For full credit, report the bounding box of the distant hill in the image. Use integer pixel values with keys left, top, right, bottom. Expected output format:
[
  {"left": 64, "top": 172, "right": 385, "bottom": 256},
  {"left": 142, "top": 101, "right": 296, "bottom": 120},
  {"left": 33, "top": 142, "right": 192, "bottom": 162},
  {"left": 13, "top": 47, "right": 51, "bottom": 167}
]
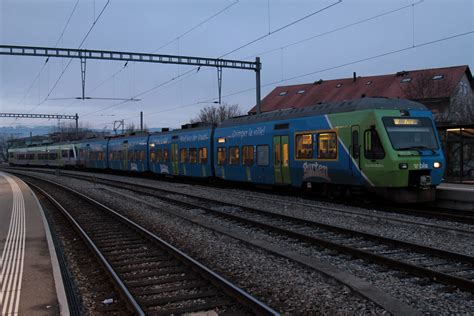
[
  {"left": 0, "top": 126, "right": 171, "bottom": 138},
  {"left": 0, "top": 126, "right": 53, "bottom": 137}
]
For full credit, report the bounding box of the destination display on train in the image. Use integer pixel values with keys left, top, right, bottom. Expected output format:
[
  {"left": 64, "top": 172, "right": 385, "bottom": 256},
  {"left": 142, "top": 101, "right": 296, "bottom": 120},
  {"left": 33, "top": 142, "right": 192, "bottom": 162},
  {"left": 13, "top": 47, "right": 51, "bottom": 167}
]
[{"left": 393, "top": 118, "right": 420, "bottom": 125}]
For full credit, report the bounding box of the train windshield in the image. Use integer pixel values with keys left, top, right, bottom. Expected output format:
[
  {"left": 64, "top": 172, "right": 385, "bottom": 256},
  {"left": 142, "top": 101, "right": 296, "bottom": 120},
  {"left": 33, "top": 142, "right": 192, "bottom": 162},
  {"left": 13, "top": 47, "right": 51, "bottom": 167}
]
[{"left": 382, "top": 117, "right": 438, "bottom": 150}]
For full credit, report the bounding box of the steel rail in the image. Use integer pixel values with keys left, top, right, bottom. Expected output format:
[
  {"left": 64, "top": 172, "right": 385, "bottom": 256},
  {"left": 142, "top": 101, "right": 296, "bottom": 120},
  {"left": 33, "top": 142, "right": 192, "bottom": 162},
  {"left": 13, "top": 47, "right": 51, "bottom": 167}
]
[
  {"left": 26, "top": 181, "right": 145, "bottom": 315},
  {"left": 20, "top": 172, "right": 280, "bottom": 316},
  {"left": 47, "top": 171, "right": 474, "bottom": 293}
]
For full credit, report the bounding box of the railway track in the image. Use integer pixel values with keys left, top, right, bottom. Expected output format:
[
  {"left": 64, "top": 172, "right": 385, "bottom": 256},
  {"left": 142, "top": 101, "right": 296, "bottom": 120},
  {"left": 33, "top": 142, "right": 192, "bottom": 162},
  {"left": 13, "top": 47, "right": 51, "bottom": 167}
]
[
  {"left": 35, "top": 170, "right": 474, "bottom": 294},
  {"left": 24, "top": 174, "right": 279, "bottom": 315},
  {"left": 3, "top": 166, "right": 473, "bottom": 224}
]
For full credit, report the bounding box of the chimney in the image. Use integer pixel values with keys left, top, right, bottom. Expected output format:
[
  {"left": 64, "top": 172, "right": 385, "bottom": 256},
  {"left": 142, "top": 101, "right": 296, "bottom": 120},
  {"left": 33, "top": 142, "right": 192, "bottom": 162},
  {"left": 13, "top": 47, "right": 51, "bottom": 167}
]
[{"left": 353, "top": 72, "right": 356, "bottom": 82}]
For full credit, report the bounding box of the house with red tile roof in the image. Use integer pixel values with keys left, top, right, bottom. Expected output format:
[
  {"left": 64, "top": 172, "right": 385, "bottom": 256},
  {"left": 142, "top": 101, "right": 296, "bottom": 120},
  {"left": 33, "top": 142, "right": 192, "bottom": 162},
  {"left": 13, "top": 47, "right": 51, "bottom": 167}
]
[{"left": 250, "top": 65, "right": 473, "bottom": 126}]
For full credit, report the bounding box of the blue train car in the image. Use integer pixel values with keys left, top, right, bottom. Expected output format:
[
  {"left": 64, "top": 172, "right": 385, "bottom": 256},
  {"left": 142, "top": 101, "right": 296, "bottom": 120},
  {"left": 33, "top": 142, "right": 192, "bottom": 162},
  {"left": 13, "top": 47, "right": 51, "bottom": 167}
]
[
  {"left": 108, "top": 134, "right": 149, "bottom": 172},
  {"left": 76, "top": 139, "right": 108, "bottom": 169},
  {"left": 213, "top": 115, "right": 282, "bottom": 185},
  {"left": 214, "top": 98, "right": 445, "bottom": 202},
  {"left": 148, "top": 124, "right": 213, "bottom": 178}
]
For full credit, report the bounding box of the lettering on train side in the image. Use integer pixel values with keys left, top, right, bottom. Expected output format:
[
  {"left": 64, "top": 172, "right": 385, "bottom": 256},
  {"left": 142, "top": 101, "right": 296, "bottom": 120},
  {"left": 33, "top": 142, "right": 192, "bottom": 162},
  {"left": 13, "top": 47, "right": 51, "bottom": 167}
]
[
  {"left": 413, "top": 162, "right": 429, "bottom": 169},
  {"left": 160, "top": 164, "right": 170, "bottom": 174},
  {"left": 179, "top": 133, "right": 210, "bottom": 142},
  {"left": 303, "top": 161, "right": 330, "bottom": 180},
  {"left": 227, "top": 126, "right": 266, "bottom": 139}
]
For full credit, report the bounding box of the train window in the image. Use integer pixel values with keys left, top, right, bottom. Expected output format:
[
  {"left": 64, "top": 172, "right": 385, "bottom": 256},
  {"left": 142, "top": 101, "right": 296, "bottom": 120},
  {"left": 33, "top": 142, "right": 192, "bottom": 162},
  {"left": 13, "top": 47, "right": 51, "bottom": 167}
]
[
  {"left": 242, "top": 145, "right": 254, "bottom": 165},
  {"left": 156, "top": 148, "right": 162, "bottom": 162},
  {"left": 318, "top": 132, "right": 337, "bottom": 159},
  {"left": 180, "top": 148, "right": 187, "bottom": 163},
  {"left": 150, "top": 150, "right": 156, "bottom": 162},
  {"left": 296, "top": 133, "right": 313, "bottom": 159},
  {"left": 69, "top": 149, "right": 74, "bottom": 158},
  {"left": 229, "top": 147, "right": 240, "bottom": 165},
  {"left": 217, "top": 147, "right": 226, "bottom": 165},
  {"left": 49, "top": 153, "right": 58, "bottom": 160},
  {"left": 189, "top": 148, "right": 197, "bottom": 164},
  {"left": 257, "top": 145, "right": 269, "bottom": 166},
  {"left": 199, "top": 147, "right": 208, "bottom": 164},
  {"left": 163, "top": 149, "right": 169, "bottom": 162},
  {"left": 364, "top": 129, "right": 385, "bottom": 159},
  {"left": 140, "top": 150, "right": 145, "bottom": 161},
  {"left": 9, "top": 152, "right": 14, "bottom": 158},
  {"left": 61, "top": 150, "right": 68, "bottom": 158}
]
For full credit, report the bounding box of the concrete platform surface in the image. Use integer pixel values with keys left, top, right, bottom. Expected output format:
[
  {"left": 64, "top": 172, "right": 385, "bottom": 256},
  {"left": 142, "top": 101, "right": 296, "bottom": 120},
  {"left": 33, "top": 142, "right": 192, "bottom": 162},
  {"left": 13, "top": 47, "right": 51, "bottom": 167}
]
[
  {"left": 436, "top": 182, "right": 474, "bottom": 210},
  {"left": 0, "top": 171, "right": 68, "bottom": 315}
]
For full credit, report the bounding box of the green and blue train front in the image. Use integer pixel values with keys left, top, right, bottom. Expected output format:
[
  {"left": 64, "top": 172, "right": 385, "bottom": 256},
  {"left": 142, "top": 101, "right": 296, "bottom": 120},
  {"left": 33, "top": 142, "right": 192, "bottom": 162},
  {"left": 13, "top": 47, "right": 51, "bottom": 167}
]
[{"left": 329, "top": 108, "right": 445, "bottom": 202}]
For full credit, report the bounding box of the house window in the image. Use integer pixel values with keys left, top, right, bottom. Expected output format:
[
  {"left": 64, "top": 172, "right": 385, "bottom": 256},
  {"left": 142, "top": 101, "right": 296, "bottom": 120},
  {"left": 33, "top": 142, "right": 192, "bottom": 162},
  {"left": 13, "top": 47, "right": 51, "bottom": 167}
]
[
  {"left": 242, "top": 145, "right": 254, "bottom": 165},
  {"left": 366, "top": 80, "right": 372, "bottom": 85},
  {"left": 297, "top": 89, "right": 305, "bottom": 94},
  {"left": 432, "top": 74, "right": 444, "bottom": 80},
  {"left": 336, "top": 83, "right": 343, "bottom": 88},
  {"left": 199, "top": 147, "right": 208, "bottom": 164},
  {"left": 229, "top": 147, "right": 240, "bottom": 165},
  {"left": 256, "top": 145, "right": 269, "bottom": 166},
  {"left": 217, "top": 147, "right": 226, "bottom": 165},
  {"left": 400, "top": 77, "right": 412, "bottom": 83},
  {"left": 189, "top": 148, "right": 197, "bottom": 164},
  {"left": 295, "top": 133, "right": 313, "bottom": 159},
  {"left": 278, "top": 91, "right": 288, "bottom": 96},
  {"left": 318, "top": 132, "right": 337, "bottom": 159}
]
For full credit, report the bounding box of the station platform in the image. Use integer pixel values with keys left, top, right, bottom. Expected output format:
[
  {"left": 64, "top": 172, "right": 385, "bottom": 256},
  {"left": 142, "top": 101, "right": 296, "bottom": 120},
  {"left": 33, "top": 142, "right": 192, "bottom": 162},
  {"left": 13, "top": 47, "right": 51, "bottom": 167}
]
[
  {"left": 0, "top": 171, "right": 68, "bottom": 315},
  {"left": 435, "top": 182, "right": 474, "bottom": 211}
]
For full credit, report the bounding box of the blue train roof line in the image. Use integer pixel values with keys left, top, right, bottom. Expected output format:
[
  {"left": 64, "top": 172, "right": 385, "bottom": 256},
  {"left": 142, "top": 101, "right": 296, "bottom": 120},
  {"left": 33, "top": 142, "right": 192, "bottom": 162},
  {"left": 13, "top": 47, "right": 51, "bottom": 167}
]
[{"left": 219, "top": 97, "right": 427, "bottom": 127}]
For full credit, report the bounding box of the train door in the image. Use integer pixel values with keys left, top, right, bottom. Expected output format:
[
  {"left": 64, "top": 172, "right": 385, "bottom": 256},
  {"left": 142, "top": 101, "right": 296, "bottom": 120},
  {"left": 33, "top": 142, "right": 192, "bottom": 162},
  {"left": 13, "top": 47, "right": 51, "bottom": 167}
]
[
  {"left": 273, "top": 135, "right": 291, "bottom": 184},
  {"left": 171, "top": 143, "right": 179, "bottom": 175},
  {"left": 122, "top": 141, "right": 129, "bottom": 171},
  {"left": 350, "top": 125, "right": 361, "bottom": 179}
]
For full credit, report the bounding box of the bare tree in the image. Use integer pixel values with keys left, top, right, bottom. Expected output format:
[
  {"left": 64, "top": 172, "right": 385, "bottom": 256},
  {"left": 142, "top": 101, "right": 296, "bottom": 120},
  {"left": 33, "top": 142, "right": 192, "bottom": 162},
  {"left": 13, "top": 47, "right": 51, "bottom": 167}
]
[
  {"left": 190, "top": 103, "right": 243, "bottom": 125},
  {"left": 400, "top": 73, "right": 463, "bottom": 124},
  {"left": 50, "top": 121, "right": 98, "bottom": 141}
]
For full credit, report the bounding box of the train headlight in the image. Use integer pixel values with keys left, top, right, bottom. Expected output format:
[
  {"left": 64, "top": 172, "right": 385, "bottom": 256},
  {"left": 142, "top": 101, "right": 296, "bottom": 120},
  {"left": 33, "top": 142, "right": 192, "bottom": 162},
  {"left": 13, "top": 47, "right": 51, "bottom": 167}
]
[
  {"left": 433, "top": 161, "right": 442, "bottom": 169},
  {"left": 399, "top": 163, "right": 408, "bottom": 169}
]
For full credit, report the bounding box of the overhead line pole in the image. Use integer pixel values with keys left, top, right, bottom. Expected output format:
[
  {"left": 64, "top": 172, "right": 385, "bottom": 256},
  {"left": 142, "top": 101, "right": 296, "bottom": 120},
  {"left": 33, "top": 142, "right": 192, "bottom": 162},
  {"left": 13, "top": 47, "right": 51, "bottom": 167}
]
[{"left": 0, "top": 45, "right": 262, "bottom": 112}]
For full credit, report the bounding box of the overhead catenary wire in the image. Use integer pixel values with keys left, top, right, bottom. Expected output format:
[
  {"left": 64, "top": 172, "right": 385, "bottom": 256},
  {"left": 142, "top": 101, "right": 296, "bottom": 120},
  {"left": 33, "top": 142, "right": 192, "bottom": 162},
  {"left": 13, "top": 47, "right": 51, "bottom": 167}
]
[
  {"left": 94, "top": 0, "right": 426, "bottom": 124},
  {"left": 82, "top": 0, "right": 342, "bottom": 120},
  {"left": 12, "top": 0, "right": 80, "bottom": 123},
  {"left": 210, "top": 30, "right": 474, "bottom": 104},
  {"left": 72, "top": 0, "right": 240, "bottom": 116},
  {"left": 28, "top": 0, "right": 111, "bottom": 115},
  {"left": 112, "top": 29, "right": 473, "bottom": 128},
  {"left": 219, "top": 0, "right": 342, "bottom": 58},
  {"left": 244, "top": 0, "right": 424, "bottom": 58}
]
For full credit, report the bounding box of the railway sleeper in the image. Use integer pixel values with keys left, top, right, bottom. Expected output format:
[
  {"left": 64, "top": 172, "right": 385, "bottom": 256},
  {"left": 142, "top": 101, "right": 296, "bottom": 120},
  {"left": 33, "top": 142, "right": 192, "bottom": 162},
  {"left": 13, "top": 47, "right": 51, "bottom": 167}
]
[
  {"left": 126, "top": 272, "right": 197, "bottom": 287},
  {"left": 149, "top": 299, "right": 235, "bottom": 316},
  {"left": 141, "top": 291, "right": 222, "bottom": 307},
  {"left": 135, "top": 281, "right": 209, "bottom": 296}
]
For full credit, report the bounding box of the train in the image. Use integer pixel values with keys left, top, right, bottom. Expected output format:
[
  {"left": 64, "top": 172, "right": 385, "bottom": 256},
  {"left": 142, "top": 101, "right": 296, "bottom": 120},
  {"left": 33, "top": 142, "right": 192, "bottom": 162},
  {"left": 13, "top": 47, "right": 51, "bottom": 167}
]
[{"left": 8, "top": 97, "right": 445, "bottom": 203}]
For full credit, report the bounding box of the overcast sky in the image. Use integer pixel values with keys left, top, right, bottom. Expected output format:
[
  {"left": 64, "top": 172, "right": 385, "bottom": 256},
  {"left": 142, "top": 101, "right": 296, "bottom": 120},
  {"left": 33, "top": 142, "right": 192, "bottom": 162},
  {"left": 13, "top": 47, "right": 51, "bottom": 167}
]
[{"left": 0, "top": 0, "right": 472, "bottom": 131}]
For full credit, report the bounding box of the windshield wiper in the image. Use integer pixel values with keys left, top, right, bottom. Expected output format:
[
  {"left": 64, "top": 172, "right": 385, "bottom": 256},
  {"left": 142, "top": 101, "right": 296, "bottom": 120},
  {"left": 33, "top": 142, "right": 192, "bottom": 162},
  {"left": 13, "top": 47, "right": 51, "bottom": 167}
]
[{"left": 397, "top": 146, "right": 436, "bottom": 154}]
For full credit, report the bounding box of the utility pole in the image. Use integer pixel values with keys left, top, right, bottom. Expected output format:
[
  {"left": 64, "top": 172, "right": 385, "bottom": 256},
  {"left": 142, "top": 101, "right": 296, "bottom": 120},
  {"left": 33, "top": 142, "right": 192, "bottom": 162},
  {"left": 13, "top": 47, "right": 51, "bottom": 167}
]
[
  {"left": 255, "top": 57, "right": 262, "bottom": 114},
  {"left": 140, "top": 111, "right": 143, "bottom": 132}
]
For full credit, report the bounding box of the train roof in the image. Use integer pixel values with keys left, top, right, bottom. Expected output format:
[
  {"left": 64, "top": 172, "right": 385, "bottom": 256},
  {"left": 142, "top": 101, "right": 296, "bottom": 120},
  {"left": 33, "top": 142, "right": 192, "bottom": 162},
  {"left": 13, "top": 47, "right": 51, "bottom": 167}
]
[
  {"left": 219, "top": 97, "right": 427, "bottom": 127},
  {"left": 149, "top": 124, "right": 213, "bottom": 137}
]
